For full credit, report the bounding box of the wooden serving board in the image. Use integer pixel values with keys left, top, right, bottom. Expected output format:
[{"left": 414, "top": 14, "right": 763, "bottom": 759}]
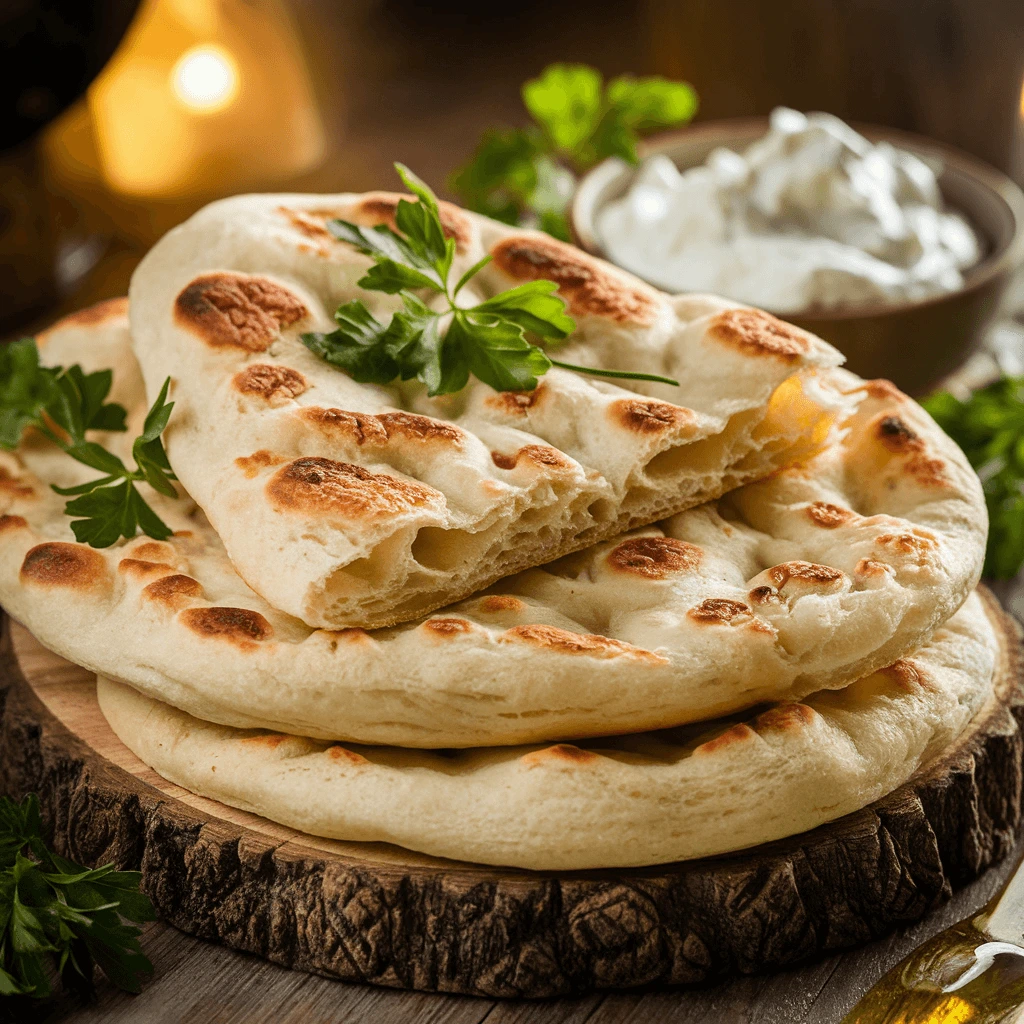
[{"left": 1, "top": 591, "right": 1023, "bottom": 999}]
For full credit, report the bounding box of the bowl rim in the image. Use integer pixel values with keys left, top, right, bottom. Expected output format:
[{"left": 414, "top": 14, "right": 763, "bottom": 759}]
[{"left": 570, "top": 115, "right": 1024, "bottom": 323}]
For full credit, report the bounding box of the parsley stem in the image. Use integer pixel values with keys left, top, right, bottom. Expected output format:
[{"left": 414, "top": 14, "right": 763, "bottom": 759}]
[{"left": 549, "top": 359, "right": 679, "bottom": 387}]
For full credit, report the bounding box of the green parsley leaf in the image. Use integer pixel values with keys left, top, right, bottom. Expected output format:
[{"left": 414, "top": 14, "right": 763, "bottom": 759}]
[
  {"left": 452, "top": 63, "right": 697, "bottom": 236},
  {"left": 0, "top": 794, "right": 155, "bottom": 1000},
  {"left": 0, "top": 337, "right": 179, "bottom": 548},
  {"left": 923, "top": 377, "right": 1024, "bottom": 579},
  {"left": 303, "top": 163, "right": 680, "bottom": 396}
]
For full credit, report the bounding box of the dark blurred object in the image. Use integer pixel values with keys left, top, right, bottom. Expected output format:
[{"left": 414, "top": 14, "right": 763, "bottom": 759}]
[
  {"left": 647, "top": 0, "right": 1024, "bottom": 177},
  {"left": 1, "top": 1, "right": 140, "bottom": 331},
  {"left": 573, "top": 120, "right": 1024, "bottom": 395},
  {"left": 1, "top": 1, "right": 140, "bottom": 152}
]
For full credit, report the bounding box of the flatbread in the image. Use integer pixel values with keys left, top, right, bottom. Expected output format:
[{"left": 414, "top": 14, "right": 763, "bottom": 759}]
[
  {"left": 127, "top": 192, "right": 845, "bottom": 628},
  {"left": 97, "top": 590, "right": 1001, "bottom": 870},
  {"left": 0, "top": 305, "right": 987, "bottom": 746}
]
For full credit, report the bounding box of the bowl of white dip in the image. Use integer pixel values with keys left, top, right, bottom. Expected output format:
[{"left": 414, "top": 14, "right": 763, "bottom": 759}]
[{"left": 572, "top": 110, "right": 1024, "bottom": 394}]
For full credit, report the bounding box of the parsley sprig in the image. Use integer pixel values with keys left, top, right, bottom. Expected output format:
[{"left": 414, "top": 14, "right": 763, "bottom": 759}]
[
  {"left": 451, "top": 63, "right": 698, "bottom": 239},
  {"left": 302, "top": 163, "right": 678, "bottom": 396},
  {"left": 924, "top": 378, "right": 1024, "bottom": 578},
  {"left": 0, "top": 794, "right": 154, "bottom": 1000},
  {"left": 0, "top": 338, "right": 178, "bottom": 547}
]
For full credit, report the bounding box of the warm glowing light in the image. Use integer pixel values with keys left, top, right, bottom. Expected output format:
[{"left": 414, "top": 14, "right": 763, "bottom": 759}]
[{"left": 171, "top": 44, "right": 239, "bottom": 112}]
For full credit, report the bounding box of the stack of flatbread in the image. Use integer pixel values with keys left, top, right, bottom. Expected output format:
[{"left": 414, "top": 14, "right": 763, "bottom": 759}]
[{"left": 0, "top": 193, "right": 996, "bottom": 870}]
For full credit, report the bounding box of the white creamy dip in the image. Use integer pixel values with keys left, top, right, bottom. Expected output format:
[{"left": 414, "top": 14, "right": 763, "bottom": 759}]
[{"left": 597, "top": 107, "right": 983, "bottom": 313}]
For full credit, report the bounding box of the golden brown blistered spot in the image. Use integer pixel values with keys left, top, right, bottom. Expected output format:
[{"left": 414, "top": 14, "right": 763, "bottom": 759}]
[
  {"left": 117, "top": 558, "right": 177, "bottom": 581},
  {"left": 490, "top": 235, "right": 658, "bottom": 324},
  {"left": 875, "top": 531, "right": 939, "bottom": 567},
  {"left": 235, "top": 450, "right": 287, "bottom": 479},
  {"left": 37, "top": 297, "right": 129, "bottom": 342},
  {"left": 854, "top": 378, "right": 904, "bottom": 402},
  {"left": 521, "top": 744, "right": 599, "bottom": 768},
  {"left": 707, "top": 308, "right": 809, "bottom": 362},
  {"left": 490, "top": 445, "right": 572, "bottom": 471},
  {"left": 502, "top": 624, "right": 665, "bottom": 662},
  {"left": 346, "top": 192, "right": 472, "bottom": 252},
  {"left": 233, "top": 364, "right": 308, "bottom": 402},
  {"left": 300, "top": 408, "right": 462, "bottom": 447},
  {"left": 756, "top": 703, "right": 816, "bottom": 732},
  {"left": 879, "top": 659, "right": 930, "bottom": 692},
  {"left": 687, "top": 598, "right": 752, "bottom": 625},
  {"left": 377, "top": 412, "right": 463, "bottom": 445},
  {"left": 20, "top": 542, "right": 109, "bottom": 590},
  {"left": 328, "top": 746, "right": 368, "bottom": 765},
  {"left": 240, "top": 733, "right": 288, "bottom": 749},
  {"left": 805, "top": 502, "right": 855, "bottom": 528},
  {"left": 483, "top": 384, "right": 547, "bottom": 415},
  {"left": 180, "top": 607, "right": 273, "bottom": 647},
  {"left": 128, "top": 541, "right": 176, "bottom": 562},
  {"left": 0, "top": 467, "right": 34, "bottom": 499},
  {"left": 608, "top": 536, "right": 702, "bottom": 579},
  {"left": 478, "top": 595, "right": 525, "bottom": 614},
  {"left": 855, "top": 558, "right": 894, "bottom": 578},
  {"left": 693, "top": 723, "right": 757, "bottom": 757},
  {"left": 174, "top": 273, "right": 307, "bottom": 352},
  {"left": 766, "top": 561, "right": 844, "bottom": 589},
  {"left": 609, "top": 398, "right": 694, "bottom": 435},
  {"left": 267, "top": 457, "right": 441, "bottom": 520},
  {"left": 871, "top": 414, "right": 947, "bottom": 487},
  {"left": 142, "top": 574, "right": 203, "bottom": 608},
  {"left": 423, "top": 617, "right": 474, "bottom": 636},
  {"left": 903, "top": 454, "right": 947, "bottom": 488},
  {"left": 0, "top": 514, "right": 28, "bottom": 533}
]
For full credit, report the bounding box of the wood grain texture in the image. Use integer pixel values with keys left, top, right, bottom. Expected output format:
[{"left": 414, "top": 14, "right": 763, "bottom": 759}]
[{"left": 1, "top": 588, "right": 1023, "bottom": 1000}]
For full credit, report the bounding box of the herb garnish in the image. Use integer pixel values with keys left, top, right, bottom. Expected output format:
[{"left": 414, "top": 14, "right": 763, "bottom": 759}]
[
  {"left": 302, "top": 163, "right": 678, "bottom": 396},
  {"left": 0, "top": 794, "right": 154, "bottom": 999},
  {"left": 0, "top": 338, "right": 177, "bottom": 547},
  {"left": 924, "top": 378, "right": 1024, "bottom": 578},
  {"left": 451, "top": 63, "right": 698, "bottom": 239}
]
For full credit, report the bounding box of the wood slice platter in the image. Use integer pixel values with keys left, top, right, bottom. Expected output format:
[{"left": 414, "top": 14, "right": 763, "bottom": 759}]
[{"left": 1, "top": 589, "right": 1023, "bottom": 998}]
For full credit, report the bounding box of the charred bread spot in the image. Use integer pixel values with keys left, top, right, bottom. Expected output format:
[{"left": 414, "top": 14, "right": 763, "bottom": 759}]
[
  {"left": 608, "top": 536, "right": 702, "bottom": 579},
  {"left": 756, "top": 703, "right": 816, "bottom": 732},
  {"left": 879, "top": 659, "right": 930, "bottom": 692},
  {"left": 180, "top": 606, "right": 273, "bottom": 647},
  {"left": 422, "top": 617, "right": 474, "bottom": 636},
  {"left": 875, "top": 531, "right": 939, "bottom": 567},
  {"left": 477, "top": 595, "right": 525, "bottom": 614},
  {"left": 521, "top": 744, "right": 599, "bottom": 768},
  {"left": 490, "top": 445, "right": 572, "bottom": 471},
  {"left": 749, "top": 585, "right": 782, "bottom": 606},
  {"left": 805, "top": 502, "right": 855, "bottom": 528},
  {"left": 377, "top": 412, "right": 463, "bottom": 445},
  {"left": 707, "top": 308, "right": 809, "bottom": 362},
  {"left": 502, "top": 624, "right": 664, "bottom": 661},
  {"left": 117, "top": 558, "right": 178, "bottom": 581},
  {"left": 37, "top": 297, "right": 129, "bottom": 341},
  {"left": 20, "top": 542, "right": 109, "bottom": 590},
  {"left": 174, "top": 272, "right": 307, "bottom": 352},
  {"left": 267, "top": 457, "right": 442, "bottom": 520},
  {"left": 142, "top": 574, "right": 204, "bottom": 608},
  {"left": 766, "top": 561, "right": 844, "bottom": 589},
  {"left": 490, "top": 235, "right": 658, "bottom": 324},
  {"left": 610, "top": 398, "right": 694, "bottom": 435},
  {"left": 0, "top": 514, "right": 28, "bottom": 533},
  {"left": 483, "top": 385, "right": 547, "bottom": 415},
  {"left": 0, "top": 467, "right": 34, "bottom": 499},
  {"left": 240, "top": 733, "right": 287, "bottom": 749},
  {"left": 855, "top": 558, "right": 894, "bottom": 578},
  {"left": 693, "top": 723, "right": 757, "bottom": 757},
  {"left": 235, "top": 450, "right": 287, "bottom": 479},
  {"left": 233, "top": 364, "right": 308, "bottom": 402},
  {"left": 687, "top": 598, "right": 752, "bottom": 625},
  {"left": 871, "top": 414, "right": 947, "bottom": 487},
  {"left": 876, "top": 415, "right": 922, "bottom": 453},
  {"left": 328, "top": 745, "right": 368, "bottom": 765}
]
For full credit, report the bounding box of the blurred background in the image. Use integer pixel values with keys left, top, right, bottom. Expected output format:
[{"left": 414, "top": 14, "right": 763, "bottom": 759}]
[{"left": 2, "top": 0, "right": 1024, "bottom": 335}]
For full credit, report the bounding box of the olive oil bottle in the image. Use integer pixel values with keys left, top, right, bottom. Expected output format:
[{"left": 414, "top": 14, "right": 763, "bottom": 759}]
[{"left": 843, "top": 856, "right": 1024, "bottom": 1023}]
